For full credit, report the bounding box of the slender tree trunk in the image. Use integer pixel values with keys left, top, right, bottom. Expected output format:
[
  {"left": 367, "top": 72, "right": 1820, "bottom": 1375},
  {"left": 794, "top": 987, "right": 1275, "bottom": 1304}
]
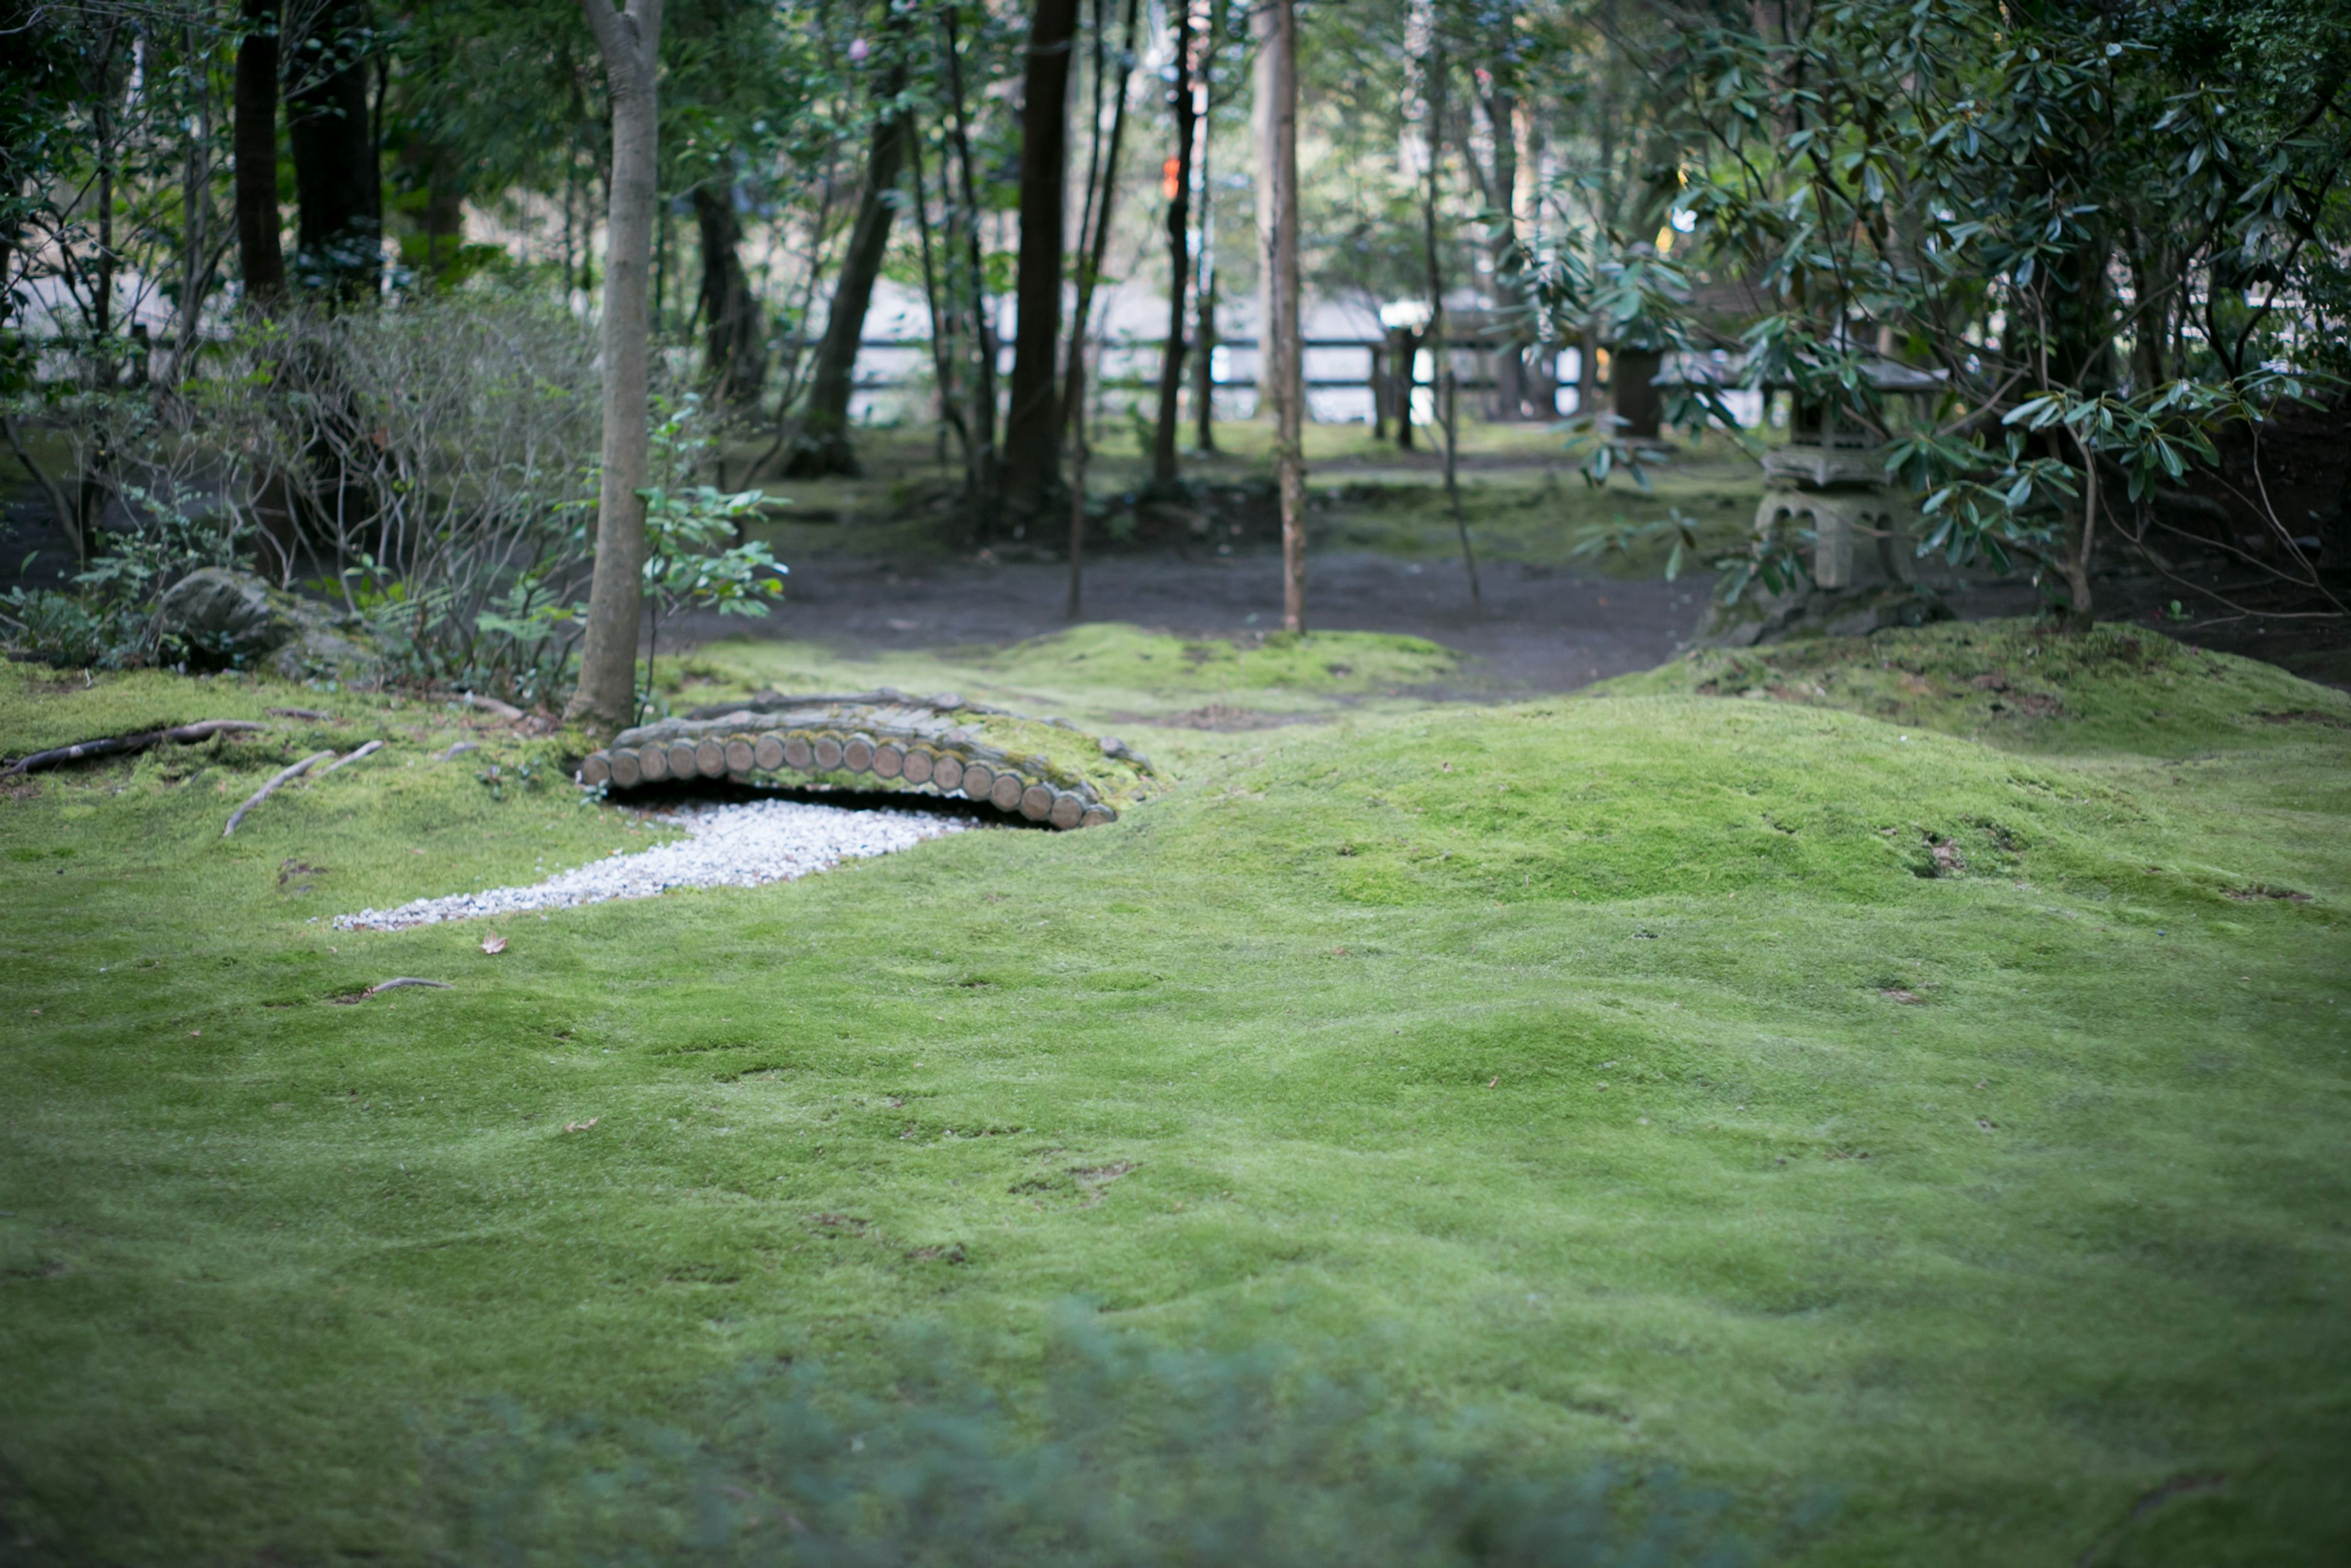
[
  {"left": 1001, "top": 0, "right": 1083, "bottom": 517},
  {"left": 1261, "top": 0, "right": 1304, "bottom": 631},
  {"left": 1149, "top": 0, "right": 1197, "bottom": 485},
  {"left": 567, "top": 0, "right": 663, "bottom": 732},
  {"left": 231, "top": 0, "right": 284, "bottom": 310},
  {"left": 1065, "top": 0, "right": 1141, "bottom": 618},
  {"left": 789, "top": 45, "right": 912, "bottom": 478},
  {"left": 1481, "top": 85, "right": 1525, "bottom": 419},
  {"left": 942, "top": 6, "right": 999, "bottom": 533},
  {"left": 692, "top": 184, "right": 767, "bottom": 411},
  {"left": 421, "top": 140, "right": 466, "bottom": 277},
  {"left": 285, "top": 0, "right": 380, "bottom": 298},
  {"left": 905, "top": 113, "right": 968, "bottom": 463},
  {"left": 1423, "top": 32, "right": 1475, "bottom": 604},
  {"left": 1191, "top": 97, "right": 1218, "bottom": 452},
  {"left": 177, "top": 19, "right": 216, "bottom": 369}
]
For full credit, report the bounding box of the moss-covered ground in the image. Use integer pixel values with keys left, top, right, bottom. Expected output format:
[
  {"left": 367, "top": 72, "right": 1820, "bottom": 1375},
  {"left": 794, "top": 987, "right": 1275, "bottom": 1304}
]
[{"left": 2, "top": 620, "right": 2347, "bottom": 1565}]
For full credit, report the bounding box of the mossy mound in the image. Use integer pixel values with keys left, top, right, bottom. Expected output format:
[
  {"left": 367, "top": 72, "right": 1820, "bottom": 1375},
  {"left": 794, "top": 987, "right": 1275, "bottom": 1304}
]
[
  {"left": 1590, "top": 618, "right": 2351, "bottom": 757},
  {"left": 1134, "top": 691, "right": 2335, "bottom": 914},
  {"left": 969, "top": 624, "right": 1462, "bottom": 699}
]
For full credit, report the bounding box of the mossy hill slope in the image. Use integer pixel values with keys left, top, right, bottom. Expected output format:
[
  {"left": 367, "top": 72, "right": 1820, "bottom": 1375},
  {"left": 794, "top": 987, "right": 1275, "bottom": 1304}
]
[
  {"left": 1594, "top": 618, "right": 2351, "bottom": 760},
  {"left": 1, "top": 632, "right": 2345, "bottom": 1566}
]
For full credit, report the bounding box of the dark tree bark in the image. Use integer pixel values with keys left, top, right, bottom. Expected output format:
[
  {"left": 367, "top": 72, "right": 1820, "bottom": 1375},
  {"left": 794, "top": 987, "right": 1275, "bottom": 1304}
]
[
  {"left": 1472, "top": 83, "right": 1529, "bottom": 419},
  {"left": 566, "top": 0, "right": 662, "bottom": 732},
  {"left": 285, "top": 0, "right": 380, "bottom": 298},
  {"left": 1261, "top": 0, "right": 1303, "bottom": 631},
  {"left": 1148, "top": 1, "right": 1197, "bottom": 486},
  {"left": 1612, "top": 348, "right": 1662, "bottom": 438},
  {"left": 233, "top": 0, "right": 285, "bottom": 304},
  {"left": 692, "top": 184, "right": 767, "bottom": 411},
  {"left": 1000, "top": 0, "right": 1082, "bottom": 517},
  {"left": 787, "top": 47, "right": 913, "bottom": 477},
  {"left": 420, "top": 140, "right": 466, "bottom": 277}
]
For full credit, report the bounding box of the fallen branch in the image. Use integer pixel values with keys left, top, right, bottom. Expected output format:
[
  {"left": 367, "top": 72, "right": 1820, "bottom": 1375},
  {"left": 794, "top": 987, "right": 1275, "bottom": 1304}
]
[
  {"left": 2, "top": 719, "right": 270, "bottom": 778},
  {"left": 222, "top": 751, "right": 336, "bottom": 836},
  {"left": 332, "top": 977, "right": 454, "bottom": 1004},
  {"left": 320, "top": 739, "right": 384, "bottom": 775},
  {"left": 461, "top": 692, "right": 526, "bottom": 721},
  {"left": 267, "top": 706, "right": 333, "bottom": 721}
]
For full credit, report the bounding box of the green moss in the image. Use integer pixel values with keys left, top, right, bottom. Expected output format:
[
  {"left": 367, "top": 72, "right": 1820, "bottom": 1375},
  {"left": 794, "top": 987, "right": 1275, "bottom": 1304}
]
[
  {"left": 1592, "top": 619, "right": 2351, "bottom": 759},
  {"left": 2, "top": 631, "right": 2347, "bottom": 1566},
  {"left": 976, "top": 623, "right": 1460, "bottom": 697}
]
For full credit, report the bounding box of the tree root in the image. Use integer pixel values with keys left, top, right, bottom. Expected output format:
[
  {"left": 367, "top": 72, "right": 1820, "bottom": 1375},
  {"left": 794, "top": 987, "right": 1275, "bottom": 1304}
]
[
  {"left": 223, "top": 751, "right": 336, "bottom": 836},
  {"left": 2, "top": 719, "right": 271, "bottom": 778}
]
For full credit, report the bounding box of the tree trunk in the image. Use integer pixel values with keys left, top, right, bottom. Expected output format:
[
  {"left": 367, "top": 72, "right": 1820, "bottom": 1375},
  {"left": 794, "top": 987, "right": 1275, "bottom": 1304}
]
[
  {"left": 1064, "top": 0, "right": 1141, "bottom": 618},
  {"left": 285, "top": 0, "right": 380, "bottom": 298},
  {"left": 1480, "top": 85, "right": 1526, "bottom": 420},
  {"left": 421, "top": 140, "right": 467, "bottom": 279},
  {"left": 233, "top": 0, "right": 285, "bottom": 305},
  {"left": 1261, "top": 0, "right": 1304, "bottom": 632},
  {"left": 1612, "top": 348, "right": 1661, "bottom": 438},
  {"left": 177, "top": 18, "right": 216, "bottom": 367},
  {"left": 1191, "top": 5, "right": 1219, "bottom": 454},
  {"left": 787, "top": 53, "right": 912, "bottom": 478},
  {"left": 1578, "top": 321, "right": 1601, "bottom": 421},
  {"left": 1000, "top": 0, "right": 1083, "bottom": 517},
  {"left": 567, "top": 0, "right": 663, "bottom": 732},
  {"left": 692, "top": 184, "right": 767, "bottom": 412},
  {"left": 1185, "top": 119, "right": 1222, "bottom": 451},
  {"left": 941, "top": 6, "right": 1000, "bottom": 534},
  {"left": 1149, "top": 1, "right": 1196, "bottom": 486}
]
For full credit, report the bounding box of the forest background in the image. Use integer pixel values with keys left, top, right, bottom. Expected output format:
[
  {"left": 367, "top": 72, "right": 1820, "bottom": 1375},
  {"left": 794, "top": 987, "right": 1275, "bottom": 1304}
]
[{"left": 2, "top": 0, "right": 2345, "bottom": 716}]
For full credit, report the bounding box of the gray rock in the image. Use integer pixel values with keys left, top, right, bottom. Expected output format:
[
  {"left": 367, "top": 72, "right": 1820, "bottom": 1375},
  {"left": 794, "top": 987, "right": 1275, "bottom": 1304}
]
[
  {"left": 156, "top": 567, "right": 285, "bottom": 656},
  {"left": 156, "top": 566, "right": 376, "bottom": 677}
]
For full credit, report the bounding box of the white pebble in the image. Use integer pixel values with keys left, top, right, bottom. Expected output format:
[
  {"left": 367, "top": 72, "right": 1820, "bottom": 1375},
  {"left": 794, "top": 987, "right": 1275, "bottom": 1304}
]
[{"left": 334, "top": 798, "right": 978, "bottom": 931}]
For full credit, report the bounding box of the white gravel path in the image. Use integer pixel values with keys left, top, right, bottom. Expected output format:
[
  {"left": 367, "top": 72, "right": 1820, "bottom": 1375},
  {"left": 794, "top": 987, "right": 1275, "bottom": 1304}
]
[{"left": 333, "top": 798, "right": 980, "bottom": 931}]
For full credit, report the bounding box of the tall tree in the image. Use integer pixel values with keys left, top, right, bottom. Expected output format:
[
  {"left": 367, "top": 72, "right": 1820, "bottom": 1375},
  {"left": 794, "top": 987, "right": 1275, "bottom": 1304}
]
[
  {"left": 1000, "top": 0, "right": 1083, "bottom": 517},
  {"left": 1063, "top": 0, "right": 1141, "bottom": 617},
  {"left": 284, "top": 0, "right": 381, "bottom": 297},
  {"left": 787, "top": 23, "right": 913, "bottom": 478},
  {"left": 233, "top": 0, "right": 285, "bottom": 304},
  {"left": 567, "top": 0, "right": 664, "bottom": 730},
  {"left": 1259, "top": 0, "right": 1303, "bottom": 631},
  {"left": 1147, "top": 0, "right": 1198, "bottom": 485},
  {"left": 692, "top": 184, "right": 767, "bottom": 410}
]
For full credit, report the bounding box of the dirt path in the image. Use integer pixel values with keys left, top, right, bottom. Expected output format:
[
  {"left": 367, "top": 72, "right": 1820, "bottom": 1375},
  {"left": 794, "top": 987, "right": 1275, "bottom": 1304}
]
[{"left": 701, "top": 547, "right": 1712, "bottom": 697}]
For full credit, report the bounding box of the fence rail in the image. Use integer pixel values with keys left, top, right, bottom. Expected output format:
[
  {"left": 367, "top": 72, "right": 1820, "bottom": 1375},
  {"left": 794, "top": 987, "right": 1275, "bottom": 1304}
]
[{"left": 847, "top": 334, "right": 1562, "bottom": 399}]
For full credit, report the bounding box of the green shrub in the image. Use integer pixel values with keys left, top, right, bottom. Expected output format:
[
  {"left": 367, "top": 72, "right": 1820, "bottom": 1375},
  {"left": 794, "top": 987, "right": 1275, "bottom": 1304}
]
[{"left": 423, "top": 1319, "right": 1771, "bottom": 1567}]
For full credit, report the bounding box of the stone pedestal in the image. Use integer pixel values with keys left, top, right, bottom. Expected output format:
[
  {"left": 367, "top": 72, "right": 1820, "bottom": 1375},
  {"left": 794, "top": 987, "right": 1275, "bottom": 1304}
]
[{"left": 1755, "top": 445, "right": 1915, "bottom": 590}]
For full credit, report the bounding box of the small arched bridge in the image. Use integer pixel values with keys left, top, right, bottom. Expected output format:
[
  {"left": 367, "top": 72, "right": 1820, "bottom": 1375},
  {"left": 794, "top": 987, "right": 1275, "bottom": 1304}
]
[{"left": 580, "top": 691, "right": 1153, "bottom": 830}]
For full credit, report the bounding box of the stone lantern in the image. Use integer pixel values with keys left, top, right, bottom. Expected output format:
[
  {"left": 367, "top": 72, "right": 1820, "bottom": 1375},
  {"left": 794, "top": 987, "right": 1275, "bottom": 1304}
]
[
  {"left": 1657, "top": 350, "right": 1953, "bottom": 643},
  {"left": 1753, "top": 359, "right": 1946, "bottom": 590}
]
